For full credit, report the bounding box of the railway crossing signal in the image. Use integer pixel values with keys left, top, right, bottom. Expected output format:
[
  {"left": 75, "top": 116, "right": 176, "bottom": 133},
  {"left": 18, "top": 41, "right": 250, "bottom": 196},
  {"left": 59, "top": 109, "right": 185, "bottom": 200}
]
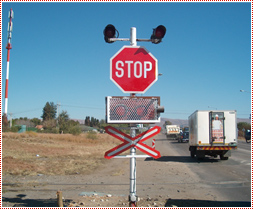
[
  {"left": 150, "top": 25, "right": 166, "bottom": 44},
  {"left": 103, "top": 24, "right": 118, "bottom": 43},
  {"left": 103, "top": 24, "right": 166, "bottom": 44},
  {"left": 103, "top": 25, "right": 166, "bottom": 207}
]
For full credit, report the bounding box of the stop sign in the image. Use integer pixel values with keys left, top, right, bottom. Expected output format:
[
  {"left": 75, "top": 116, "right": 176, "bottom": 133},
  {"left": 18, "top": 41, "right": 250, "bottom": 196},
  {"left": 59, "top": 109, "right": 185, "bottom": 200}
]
[{"left": 110, "top": 46, "right": 158, "bottom": 93}]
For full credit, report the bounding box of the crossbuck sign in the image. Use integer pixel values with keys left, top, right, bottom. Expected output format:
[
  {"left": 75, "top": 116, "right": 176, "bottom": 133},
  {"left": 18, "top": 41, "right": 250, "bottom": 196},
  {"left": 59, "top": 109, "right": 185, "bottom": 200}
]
[{"left": 104, "top": 126, "right": 161, "bottom": 159}]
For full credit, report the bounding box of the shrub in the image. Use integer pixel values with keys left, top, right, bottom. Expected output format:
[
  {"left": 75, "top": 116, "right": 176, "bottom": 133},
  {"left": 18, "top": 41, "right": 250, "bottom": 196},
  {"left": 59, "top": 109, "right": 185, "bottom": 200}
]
[
  {"left": 10, "top": 126, "right": 21, "bottom": 133},
  {"left": 86, "top": 131, "right": 97, "bottom": 140},
  {"left": 69, "top": 126, "right": 82, "bottom": 136}
]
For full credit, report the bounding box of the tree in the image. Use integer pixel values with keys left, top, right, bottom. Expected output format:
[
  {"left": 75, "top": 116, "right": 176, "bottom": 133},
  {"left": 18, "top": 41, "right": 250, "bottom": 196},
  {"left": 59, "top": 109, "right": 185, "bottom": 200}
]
[
  {"left": 85, "top": 116, "right": 100, "bottom": 127},
  {"left": 69, "top": 125, "right": 82, "bottom": 135},
  {"left": 43, "top": 119, "right": 57, "bottom": 132},
  {"left": 85, "top": 116, "right": 90, "bottom": 126},
  {"left": 42, "top": 102, "right": 57, "bottom": 121},
  {"left": 58, "top": 111, "right": 69, "bottom": 124},
  {"left": 237, "top": 122, "right": 250, "bottom": 131},
  {"left": 90, "top": 117, "right": 99, "bottom": 127},
  {"left": 56, "top": 111, "right": 81, "bottom": 134},
  {"left": 237, "top": 122, "right": 251, "bottom": 137},
  {"left": 165, "top": 121, "right": 172, "bottom": 125},
  {"left": 163, "top": 120, "right": 172, "bottom": 129},
  {"left": 30, "top": 118, "right": 42, "bottom": 126},
  {"left": 58, "top": 111, "right": 70, "bottom": 133}
]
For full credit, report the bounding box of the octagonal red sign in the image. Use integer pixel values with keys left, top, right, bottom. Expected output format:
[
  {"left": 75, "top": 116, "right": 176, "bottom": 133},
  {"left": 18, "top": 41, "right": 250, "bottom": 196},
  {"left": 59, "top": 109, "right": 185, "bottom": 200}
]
[{"left": 110, "top": 46, "right": 158, "bottom": 93}]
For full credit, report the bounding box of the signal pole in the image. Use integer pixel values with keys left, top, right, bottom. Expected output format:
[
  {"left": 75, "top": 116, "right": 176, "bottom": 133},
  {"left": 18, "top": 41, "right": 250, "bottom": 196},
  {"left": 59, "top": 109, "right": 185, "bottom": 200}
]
[
  {"left": 4, "top": 8, "right": 14, "bottom": 117},
  {"left": 129, "top": 27, "right": 137, "bottom": 206}
]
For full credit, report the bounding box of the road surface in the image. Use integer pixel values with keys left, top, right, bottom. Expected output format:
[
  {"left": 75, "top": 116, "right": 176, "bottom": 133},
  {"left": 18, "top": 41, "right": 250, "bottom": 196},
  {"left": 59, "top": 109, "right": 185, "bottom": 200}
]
[{"left": 153, "top": 134, "right": 251, "bottom": 207}]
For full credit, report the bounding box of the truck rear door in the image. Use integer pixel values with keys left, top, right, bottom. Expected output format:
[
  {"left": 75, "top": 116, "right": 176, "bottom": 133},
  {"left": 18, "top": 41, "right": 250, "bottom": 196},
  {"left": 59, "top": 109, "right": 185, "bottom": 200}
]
[{"left": 209, "top": 112, "right": 225, "bottom": 145}]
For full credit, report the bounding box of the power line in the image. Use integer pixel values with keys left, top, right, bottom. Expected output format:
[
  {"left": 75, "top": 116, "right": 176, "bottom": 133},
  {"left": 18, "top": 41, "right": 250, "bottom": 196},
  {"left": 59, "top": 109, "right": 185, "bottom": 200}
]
[{"left": 11, "top": 108, "right": 42, "bottom": 115}]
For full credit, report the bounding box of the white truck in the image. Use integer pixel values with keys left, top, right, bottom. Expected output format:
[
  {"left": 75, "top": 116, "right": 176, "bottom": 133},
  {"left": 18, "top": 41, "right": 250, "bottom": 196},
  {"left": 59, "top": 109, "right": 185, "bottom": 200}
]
[
  {"left": 166, "top": 125, "right": 181, "bottom": 140},
  {"left": 188, "top": 110, "right": 237, "bottom": 160}
]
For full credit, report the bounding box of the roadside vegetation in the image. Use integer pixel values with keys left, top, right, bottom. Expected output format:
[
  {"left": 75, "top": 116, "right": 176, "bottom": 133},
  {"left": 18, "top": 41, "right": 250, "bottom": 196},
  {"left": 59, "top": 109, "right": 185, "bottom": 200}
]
[
  {"left": 2, "top": 132, "right": 121, "bottom": 176},
  {"left": 2, "top": 101, "right": 129, "bottom": 135},
  {"left": 237, "top": 122, "right": 251, "bottom": 137}
]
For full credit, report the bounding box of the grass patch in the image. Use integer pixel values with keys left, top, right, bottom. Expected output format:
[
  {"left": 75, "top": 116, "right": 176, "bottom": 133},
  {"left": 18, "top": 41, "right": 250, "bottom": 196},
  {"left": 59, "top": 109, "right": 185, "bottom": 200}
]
[{"left": 2, "top": 132, "right": 120, "bottom": 176}]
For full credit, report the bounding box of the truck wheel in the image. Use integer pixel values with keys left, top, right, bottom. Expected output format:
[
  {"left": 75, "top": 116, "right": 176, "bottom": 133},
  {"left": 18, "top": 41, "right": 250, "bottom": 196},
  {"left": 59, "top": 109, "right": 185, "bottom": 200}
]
[
  {"left": 196, "top": 151, "right": 205, "bottom": 160},
  {"left": 190, "top": 150, "right": 195, "bottom": 158},
  {"left": 220, "top": 155, "right": 228, "bottom": 160}
]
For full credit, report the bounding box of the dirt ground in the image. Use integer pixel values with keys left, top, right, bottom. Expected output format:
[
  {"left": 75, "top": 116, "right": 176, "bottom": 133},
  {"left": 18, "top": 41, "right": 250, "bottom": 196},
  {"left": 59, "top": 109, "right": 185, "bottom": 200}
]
[{"left": 2, "top": 133, "right": 241, "bottom": 207}]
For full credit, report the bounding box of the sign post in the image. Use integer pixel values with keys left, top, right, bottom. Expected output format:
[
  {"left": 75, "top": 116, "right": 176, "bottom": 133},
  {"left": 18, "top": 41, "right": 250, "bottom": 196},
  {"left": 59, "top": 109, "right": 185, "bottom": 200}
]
[
  {"left": 104, "top": 125, "right": 161, "bottom": 206},
  {"left": 129, "top": 126, "right": 137, "bottom": 205}
]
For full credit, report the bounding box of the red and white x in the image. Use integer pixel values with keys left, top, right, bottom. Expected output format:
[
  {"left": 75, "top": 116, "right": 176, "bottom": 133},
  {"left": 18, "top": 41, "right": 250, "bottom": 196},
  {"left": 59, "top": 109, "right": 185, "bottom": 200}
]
[{"left": 104, "top": 126, "right": 161, "bottom": 159}]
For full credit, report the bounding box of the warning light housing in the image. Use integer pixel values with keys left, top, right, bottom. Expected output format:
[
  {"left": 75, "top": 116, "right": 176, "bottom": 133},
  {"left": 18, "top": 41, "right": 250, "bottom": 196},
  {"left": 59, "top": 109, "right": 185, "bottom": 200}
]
[
  {"left": 103, "top": 24, "right": 118, "bottom": 43},
  {"left": 150, "top": 25, "right": 166, "bottom": 44}
]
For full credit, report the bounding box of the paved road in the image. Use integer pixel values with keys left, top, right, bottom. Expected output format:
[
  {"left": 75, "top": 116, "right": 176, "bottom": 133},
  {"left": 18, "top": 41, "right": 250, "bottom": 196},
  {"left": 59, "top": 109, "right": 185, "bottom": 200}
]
[{"left": 155, "top": 134, "right": 251, "bottom": 207}]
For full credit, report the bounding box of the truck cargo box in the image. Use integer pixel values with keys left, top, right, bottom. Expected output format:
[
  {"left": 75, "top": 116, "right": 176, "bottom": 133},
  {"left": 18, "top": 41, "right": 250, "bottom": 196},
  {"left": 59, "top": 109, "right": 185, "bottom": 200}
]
[{"left": 188, "top": 110, "right": 237, "bottom": 160}]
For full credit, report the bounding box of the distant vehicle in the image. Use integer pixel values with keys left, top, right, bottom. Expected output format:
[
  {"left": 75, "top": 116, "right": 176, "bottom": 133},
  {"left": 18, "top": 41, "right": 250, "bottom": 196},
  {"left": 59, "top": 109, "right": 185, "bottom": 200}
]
[
  {"left": 178, "top": 131, "right": 189, "bottom": 143},
  {"left": 245, "top": 129, "right": 251, "bottom": 143},
  {"left": 184, "top": 127, "right": 189, "bottom": 132},
  {"left": 166, "top": 125, "right": 180, "bottom": 140},
  {"left": 188, "top": 110, "right": 237, "bottom": 160}
]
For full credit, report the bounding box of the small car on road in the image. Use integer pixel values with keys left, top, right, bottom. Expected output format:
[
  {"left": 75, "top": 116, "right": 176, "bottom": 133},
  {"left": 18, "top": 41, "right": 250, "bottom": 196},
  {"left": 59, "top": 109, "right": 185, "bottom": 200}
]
[
  {"left": 245, "top": 129, "right": 251, "bottom": 143},
  {"left": 178, "top": 131, "right": 189, "bottom": 143}
]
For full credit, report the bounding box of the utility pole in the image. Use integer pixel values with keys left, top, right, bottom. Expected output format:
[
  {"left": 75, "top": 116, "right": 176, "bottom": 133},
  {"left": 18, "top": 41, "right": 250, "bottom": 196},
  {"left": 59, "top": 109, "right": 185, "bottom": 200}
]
[
  {"left": 57, "top": 102, "right": 61, "bottom": 118},
  {"left": 4, "top": 8, "right": 14, "bottom": 117},
  {"left": 56, "top": 102, "right": 61, "bottom": 126},
  {"left": 9, "top": 113, "right": 13, "bottom": 128}
]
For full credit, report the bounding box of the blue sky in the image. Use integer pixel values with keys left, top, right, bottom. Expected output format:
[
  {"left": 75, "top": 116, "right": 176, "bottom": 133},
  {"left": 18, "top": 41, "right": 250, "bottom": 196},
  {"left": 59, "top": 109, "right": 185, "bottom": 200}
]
[{"left": 1, "top": 2, "right": 251, "bottom": 121}]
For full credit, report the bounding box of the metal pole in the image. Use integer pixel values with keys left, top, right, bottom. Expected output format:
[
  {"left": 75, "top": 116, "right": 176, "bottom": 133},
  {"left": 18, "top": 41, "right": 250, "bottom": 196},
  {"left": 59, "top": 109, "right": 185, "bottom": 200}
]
[
  {"left": 4, "top": 8, "right": 14, "bottom": 116},
  {"left": 129, "top": 28, "right": 137, "bottom": 206},
  {"left": 130, "top": 27, "right": 137, "bottom": 46},
  {"left": 131, "top": 31, "right": 140, "bottom": 201},
  {"left": 129, "top": 125, "right": 137, "bottom": 206},
  {"left": 9, "top": 113, "right": 12, "bottom": 128}
]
